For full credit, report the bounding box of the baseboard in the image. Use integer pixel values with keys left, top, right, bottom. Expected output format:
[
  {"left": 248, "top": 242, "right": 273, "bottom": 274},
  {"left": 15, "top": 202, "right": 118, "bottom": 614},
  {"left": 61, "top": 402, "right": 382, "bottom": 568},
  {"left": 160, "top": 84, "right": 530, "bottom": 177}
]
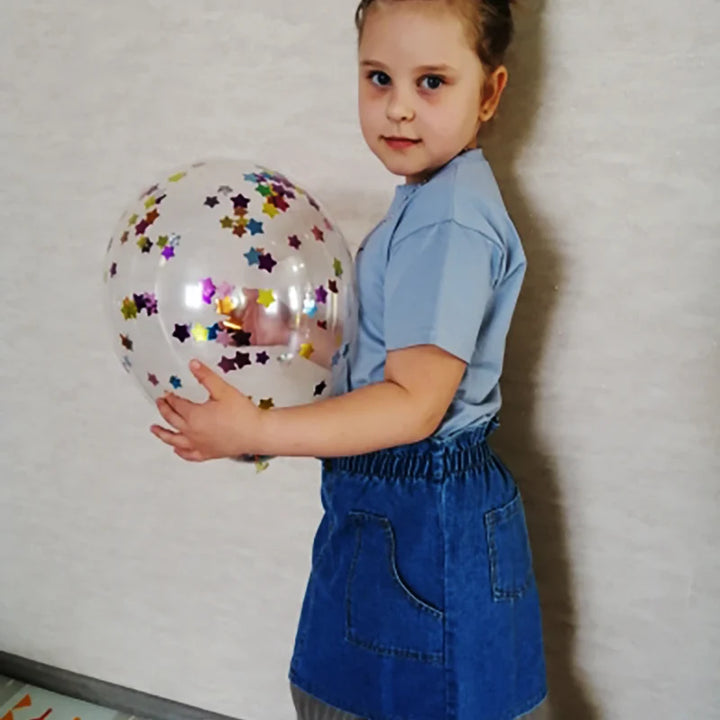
[{"left": 0, "top": 651, "right": 243, "bottom": 720}]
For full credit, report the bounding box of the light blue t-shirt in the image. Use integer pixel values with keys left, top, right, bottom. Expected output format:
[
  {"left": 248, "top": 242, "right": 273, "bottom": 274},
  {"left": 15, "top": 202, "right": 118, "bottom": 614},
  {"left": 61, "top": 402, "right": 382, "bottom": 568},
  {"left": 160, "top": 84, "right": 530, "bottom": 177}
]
[{"left": 336, "top": 148, "right": 526, "bottom": 438}]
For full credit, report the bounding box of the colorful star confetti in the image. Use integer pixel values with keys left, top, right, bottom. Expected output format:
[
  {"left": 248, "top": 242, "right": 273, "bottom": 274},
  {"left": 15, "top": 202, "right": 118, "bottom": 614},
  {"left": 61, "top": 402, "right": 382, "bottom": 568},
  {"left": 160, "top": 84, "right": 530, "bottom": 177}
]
[
  {"left": 191, "top": 323, "right": 209, "bottom": 342},
  {"left": 258, "top": 253, "right": 277, "bottom": 273},
  {"left": 173, "top": 324, "right": 191, "bottom": 342},
  {"left": 257, "top": 289, "right": 275, "bottom": 308},
  {"left": 201, "top": 277, "right": 217, "bottom": 304},
  {"left": 299, "top": 343, "right": 314, "bottom": 360}
]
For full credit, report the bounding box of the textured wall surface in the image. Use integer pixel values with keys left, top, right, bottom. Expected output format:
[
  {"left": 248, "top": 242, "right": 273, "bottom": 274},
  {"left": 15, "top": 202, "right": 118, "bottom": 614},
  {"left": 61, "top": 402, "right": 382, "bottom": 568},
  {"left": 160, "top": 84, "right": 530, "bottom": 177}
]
[{"left": 1, "top": 1, "right": 718, "bottom": 718}]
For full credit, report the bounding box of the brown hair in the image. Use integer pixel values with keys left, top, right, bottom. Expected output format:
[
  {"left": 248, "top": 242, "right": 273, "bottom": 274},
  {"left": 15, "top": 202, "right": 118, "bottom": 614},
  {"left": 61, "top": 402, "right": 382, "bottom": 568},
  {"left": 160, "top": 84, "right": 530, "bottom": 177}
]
[{"left": 354, "top": 0, "right": 516, "bottom": 73}]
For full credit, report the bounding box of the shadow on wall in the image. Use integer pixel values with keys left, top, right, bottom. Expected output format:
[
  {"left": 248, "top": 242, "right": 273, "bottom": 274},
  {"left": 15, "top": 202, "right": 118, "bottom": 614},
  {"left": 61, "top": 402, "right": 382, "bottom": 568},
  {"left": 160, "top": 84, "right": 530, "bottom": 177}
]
[{"left": 482, "top": 1, "right": 599, "bottom": 718}]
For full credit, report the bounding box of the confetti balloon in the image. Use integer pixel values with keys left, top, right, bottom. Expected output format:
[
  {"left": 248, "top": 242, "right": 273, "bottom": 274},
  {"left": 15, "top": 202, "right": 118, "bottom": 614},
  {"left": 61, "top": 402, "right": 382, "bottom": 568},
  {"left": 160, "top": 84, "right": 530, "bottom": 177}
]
[{"left": 103, "top": 159, "right": 357, "bottom": 463}]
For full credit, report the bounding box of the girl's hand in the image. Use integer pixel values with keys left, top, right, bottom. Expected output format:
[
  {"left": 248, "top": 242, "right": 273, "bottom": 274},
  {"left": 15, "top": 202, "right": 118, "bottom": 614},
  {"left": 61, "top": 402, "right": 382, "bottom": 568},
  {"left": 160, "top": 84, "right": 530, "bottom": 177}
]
[
  {"left": 227, "top": 288, "right": 292, "bottom": 346},
  {"left": 150, "top": 359, "right": 264, "bottom": 462}
]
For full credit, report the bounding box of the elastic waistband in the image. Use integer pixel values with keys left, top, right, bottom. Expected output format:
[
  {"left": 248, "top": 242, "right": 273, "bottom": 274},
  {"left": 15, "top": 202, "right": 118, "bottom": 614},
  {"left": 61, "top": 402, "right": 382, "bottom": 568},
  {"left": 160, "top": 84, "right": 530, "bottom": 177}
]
[{"left": 321, "top": 416, "right": 499, "bottom": 481}]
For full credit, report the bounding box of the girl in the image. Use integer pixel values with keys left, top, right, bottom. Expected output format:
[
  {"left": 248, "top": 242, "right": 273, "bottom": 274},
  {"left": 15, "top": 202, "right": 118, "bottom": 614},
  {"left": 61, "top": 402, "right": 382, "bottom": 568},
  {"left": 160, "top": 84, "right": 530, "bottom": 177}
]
[{"left": 151, "top": 0, "right": 548, "bottom": 717}]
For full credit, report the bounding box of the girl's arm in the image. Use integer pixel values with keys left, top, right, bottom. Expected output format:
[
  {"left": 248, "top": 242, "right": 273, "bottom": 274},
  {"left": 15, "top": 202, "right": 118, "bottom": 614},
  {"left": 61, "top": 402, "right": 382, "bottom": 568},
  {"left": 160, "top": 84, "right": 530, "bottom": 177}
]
[
  {"left": 260, "top": 343, "right": 467, "bottom": 456},
  {"left": 150, "top": 345, "right": 467, "bottom": 461}
]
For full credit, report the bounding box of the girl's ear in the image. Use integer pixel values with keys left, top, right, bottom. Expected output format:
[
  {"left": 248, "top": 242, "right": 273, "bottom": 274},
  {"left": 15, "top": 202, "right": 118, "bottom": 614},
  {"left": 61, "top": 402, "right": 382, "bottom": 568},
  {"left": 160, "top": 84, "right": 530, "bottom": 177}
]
[{"left": 479, "top": 65, "right": 509, "bottom": 121}]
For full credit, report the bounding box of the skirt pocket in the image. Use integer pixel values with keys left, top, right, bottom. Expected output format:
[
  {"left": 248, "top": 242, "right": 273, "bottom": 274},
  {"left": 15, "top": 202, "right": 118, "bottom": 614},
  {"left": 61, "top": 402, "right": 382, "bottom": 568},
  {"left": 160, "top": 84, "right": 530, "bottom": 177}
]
[
  {"left": 484, "top": 487, "right": 534, "bottom": 601},
  {"left": 344, "top": 510, "right": 444, "bottom": 664}
]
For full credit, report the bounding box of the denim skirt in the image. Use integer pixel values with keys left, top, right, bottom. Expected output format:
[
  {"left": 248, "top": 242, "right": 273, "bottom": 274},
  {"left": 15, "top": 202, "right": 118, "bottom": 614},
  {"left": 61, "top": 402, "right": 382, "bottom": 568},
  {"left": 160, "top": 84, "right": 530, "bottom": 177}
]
[{"left": 288, "top": 417, "right": 547, "bottom": 720}]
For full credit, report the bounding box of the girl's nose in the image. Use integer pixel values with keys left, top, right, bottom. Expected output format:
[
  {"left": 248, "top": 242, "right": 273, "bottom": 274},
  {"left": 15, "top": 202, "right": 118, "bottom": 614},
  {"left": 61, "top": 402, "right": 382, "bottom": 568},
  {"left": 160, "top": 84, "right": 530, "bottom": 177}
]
[{"left": 385, "top": 89, "right": 415, "bottom": 123}]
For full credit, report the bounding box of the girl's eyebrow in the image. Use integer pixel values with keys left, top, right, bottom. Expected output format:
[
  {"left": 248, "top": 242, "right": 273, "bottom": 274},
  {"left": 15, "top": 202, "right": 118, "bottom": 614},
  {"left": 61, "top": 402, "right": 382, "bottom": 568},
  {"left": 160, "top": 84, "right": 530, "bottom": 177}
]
[{"left": 360, "top": 60, "right": 455, "bottom": 73}]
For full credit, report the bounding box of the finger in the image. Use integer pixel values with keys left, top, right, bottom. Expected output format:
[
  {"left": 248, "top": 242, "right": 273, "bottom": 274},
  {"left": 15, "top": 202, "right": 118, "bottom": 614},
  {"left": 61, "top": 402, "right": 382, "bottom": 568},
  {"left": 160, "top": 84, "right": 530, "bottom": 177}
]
[
  {"left": 174, "top": 447, "right": 204, "bottom": 462},
  {"left": 150, "top": 425, "right": 194, "bottom": 451},
  {"left": 189, "top": 359, "right": 230, "bottom": 400},
  {"left": 163, "top": 391, "right": 197, "bottom": 417},
  {"left": 156, "top": 396, "right": 186, "bottom": 430}
]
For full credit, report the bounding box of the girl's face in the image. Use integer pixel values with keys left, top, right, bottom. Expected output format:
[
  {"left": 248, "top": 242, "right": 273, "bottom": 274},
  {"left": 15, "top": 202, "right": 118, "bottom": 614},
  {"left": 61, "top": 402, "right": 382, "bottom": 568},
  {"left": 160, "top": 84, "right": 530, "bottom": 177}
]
[{"left": 358, "top": 1, "right": 486, "bottom": 184}]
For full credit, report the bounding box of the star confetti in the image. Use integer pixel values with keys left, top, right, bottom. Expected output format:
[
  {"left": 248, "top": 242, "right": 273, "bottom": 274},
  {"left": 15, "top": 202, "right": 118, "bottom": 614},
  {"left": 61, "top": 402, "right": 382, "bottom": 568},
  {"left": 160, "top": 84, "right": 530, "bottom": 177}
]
[
  {"left": 270, "top": 194, "right": 289, "bottom": 212},
  {"left": 140, "top": 184, "right": 159, "bottom": 199},
  {"left": 257, "top": 289, "right": 275, "bottom": 308},
  {"left": 121, "top": 297, "right": 138, "bottom": 320},
  {"left": 231, "top": 193, "right": 250, "bottom": 209},
  {"left": 258, "top": 253, "right": 277, "bottom": 273},
  {"left": 109, "top": 262, "right": 117, "bottom": 277},
  {"left": 234, "top": 351, "right": 251, "bottom": 369},
  {"left": 218, "top": 355, "right": 237, "bottom": 373},
  {"left": 170, "top": 376, "right": 182, "bottom": 389},
  {"left": 216, "top": 328, "right": 234, "bottom": 347},
  {"left": 122, "top": 356, "right": 132, "bottom": 372},
  {"left": 263, "top": 201, "right": 279, "bottom": 218},
  {"left": 299, "top": 343, "right": 314, "bottom": 360},
  {"left": 258, "top": 398, "right": 274, "bottom": 410},
  {"left": 244, "top": 247, "right": 261, "bottom": 266},
  {"left": 157, "top": 235, "right": 168, "bottom": 248},
  {"left": 216, "top": 281, "right": 235, "bottom": 298},
  {"left": 168, "top": 172, "right": 186, "bottom": 183},
  {"left": 288, "top": 235, "right": 301, "bottom": 249},
  {"left": 256, "top": 351, "right": 270, "bottom": 365},
  {"left": 191, "top": 323, "right": 209, "bottom": 342},
  {"left": 312, "top": 226, "right": 325, "bottom": 242},
  {"left": 204, "top": 196, "right": 219, "bottom": 208},
  {"left": 218, "top": 185, "right": 233, "bottom": 195},
  {"left": 161, "top": 245, "right": 175, "bottom": 260},
  {"left": 216, "top": 296, "right": 236, "bottom": 315},
  {"left": 201, "top": 277, "right": 217, "bottom": 304},
  {"left": 248, "top": 219, "right": 264, "bottom": 235},
  {"left": 172, "top": 324, "right": 191, "bottom": 342},
  {"left": 315, "top": 285, "right": 328, "bottom": 304},
  {"left": 220, "top": 216, "right": 234, "bottom": 229},
  {"left": 314, "top": 381, "right": 327, "bottom": 397},
  {"left": 143, "top": 293, "right": 158, "bottom": 315},
  {"left": 328, "top": 280, "right": 338, "bottom": 293},
  {"left": 148, "top": 373, "right": 159, "bottom": 386},
  {"left": 317, "top": 320, "right": 328, "bottom": 330},
  {"left": 133, "top": 292, "right": 157, "bottom": 316},
  {"left": 120, "top": 334, "right": 133, "bottom": 351},
  {"left": 232, "top": 330, "right": 252, "bottom": 347},
  {"left": 333, "top": 258, "right": 344, "bottom": 277}
]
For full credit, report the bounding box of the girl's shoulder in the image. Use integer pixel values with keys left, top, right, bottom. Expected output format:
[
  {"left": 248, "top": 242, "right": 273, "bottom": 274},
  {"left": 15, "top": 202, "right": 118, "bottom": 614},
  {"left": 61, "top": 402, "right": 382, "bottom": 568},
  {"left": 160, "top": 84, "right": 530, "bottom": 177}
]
[{"left": 394, "top": 150, "right": 518, "bottom": 250}]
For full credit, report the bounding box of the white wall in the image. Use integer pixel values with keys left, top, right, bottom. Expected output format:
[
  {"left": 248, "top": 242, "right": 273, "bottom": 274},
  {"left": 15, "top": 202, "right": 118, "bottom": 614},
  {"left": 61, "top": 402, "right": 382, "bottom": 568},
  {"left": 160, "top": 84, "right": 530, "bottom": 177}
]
[{"left": 1, "top": 1, "right": 718, "bottom": 718}]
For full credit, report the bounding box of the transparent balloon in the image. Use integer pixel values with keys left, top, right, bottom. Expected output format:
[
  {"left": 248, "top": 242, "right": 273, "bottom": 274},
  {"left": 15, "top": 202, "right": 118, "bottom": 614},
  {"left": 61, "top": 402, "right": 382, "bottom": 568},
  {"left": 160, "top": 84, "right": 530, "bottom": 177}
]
[{"left": 103, "top": 159, "right": 357, "bottom": 465}]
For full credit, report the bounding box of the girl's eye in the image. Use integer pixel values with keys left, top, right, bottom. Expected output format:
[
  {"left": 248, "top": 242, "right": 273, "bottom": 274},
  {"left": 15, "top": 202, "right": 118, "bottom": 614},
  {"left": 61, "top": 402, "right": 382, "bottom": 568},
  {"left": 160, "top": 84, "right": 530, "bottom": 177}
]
[
  {"left": 368, "top": 70, "right": 391, "bottom": 87},
  {"left": 420, "top": 75, "right": 445, "bottom": 91}
]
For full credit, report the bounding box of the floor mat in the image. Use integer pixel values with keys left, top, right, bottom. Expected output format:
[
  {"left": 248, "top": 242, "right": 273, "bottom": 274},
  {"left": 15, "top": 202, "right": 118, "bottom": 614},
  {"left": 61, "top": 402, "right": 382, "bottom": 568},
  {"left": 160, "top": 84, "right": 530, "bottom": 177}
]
[{"left": 0, "top": 675, "right": 144, "bottom": 720}]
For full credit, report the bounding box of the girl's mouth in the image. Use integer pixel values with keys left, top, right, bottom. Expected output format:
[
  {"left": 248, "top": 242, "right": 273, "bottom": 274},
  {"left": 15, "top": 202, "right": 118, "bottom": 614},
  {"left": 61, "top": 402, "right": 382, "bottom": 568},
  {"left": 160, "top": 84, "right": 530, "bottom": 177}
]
[{"left": 384, "top": 137, "right": 421, "bottom": 150}]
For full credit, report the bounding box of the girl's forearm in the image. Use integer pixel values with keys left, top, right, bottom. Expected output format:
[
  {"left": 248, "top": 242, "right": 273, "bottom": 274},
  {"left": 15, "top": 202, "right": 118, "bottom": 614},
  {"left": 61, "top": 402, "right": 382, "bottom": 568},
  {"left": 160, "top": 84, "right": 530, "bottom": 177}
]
[{"left": 254, "top": 381, "right": 435, "bottom": 457}]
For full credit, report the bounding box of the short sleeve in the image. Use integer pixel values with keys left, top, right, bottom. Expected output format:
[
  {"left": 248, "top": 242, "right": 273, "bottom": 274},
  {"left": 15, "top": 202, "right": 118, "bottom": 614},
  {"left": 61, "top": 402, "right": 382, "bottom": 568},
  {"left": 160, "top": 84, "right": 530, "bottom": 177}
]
[{"left": 384, "top": 220, "right": 503, "bottom": 362}]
